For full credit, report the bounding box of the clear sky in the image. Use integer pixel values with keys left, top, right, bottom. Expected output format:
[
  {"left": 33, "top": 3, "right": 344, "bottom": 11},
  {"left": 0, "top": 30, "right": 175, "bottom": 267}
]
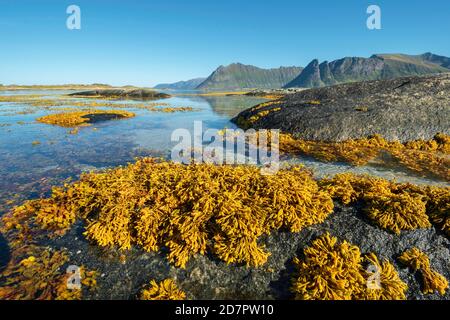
[{"left": 0, "top": 0, "right": 449, "bottom": 86}]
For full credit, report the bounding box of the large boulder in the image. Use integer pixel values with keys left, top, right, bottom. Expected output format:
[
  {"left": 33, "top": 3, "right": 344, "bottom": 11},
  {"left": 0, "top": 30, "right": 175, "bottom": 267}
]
[{"left": 233, "top": 73, "right": 450, "bottom": 142}]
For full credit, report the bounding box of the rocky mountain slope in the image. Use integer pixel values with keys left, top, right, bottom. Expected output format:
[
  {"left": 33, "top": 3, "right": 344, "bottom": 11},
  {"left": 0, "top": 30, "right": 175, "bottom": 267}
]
[
  {"left": 197, "top": 63, "right": 303, "bottom": 90},
  {"left": 153, "top": 78, "right": 206, "bottom": 90},
  {"left": 285, "top": 53, "right": 450, "bottom": 88}
]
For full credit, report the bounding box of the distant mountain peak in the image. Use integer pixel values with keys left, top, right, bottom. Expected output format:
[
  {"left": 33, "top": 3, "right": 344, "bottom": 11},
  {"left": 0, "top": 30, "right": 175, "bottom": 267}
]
[
  {"left": 153, "top": 77, "right": 206, "bottom": 90},
  {"left": 197, "top": 63, "right": 303, "bottom": 90}
]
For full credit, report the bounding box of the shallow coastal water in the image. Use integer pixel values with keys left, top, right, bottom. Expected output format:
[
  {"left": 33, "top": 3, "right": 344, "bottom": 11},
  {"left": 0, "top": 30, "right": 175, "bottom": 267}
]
[
  {"left": 0, "top": 89, "right": 449, "bottom": 300},
  {"left": 0, "top": 91, "right": 268, "bottom": 212},
  {"left": 0, "top": 90, "right": 448, "bottom": 215}
]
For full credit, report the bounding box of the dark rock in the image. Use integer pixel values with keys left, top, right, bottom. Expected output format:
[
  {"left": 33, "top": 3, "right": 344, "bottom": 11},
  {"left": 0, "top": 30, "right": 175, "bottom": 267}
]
[
  {"left": 81, "top": 113, "right": 130, "bottom": 124},
  {"left": 233, "top": 73, "right": 450, "bottom": 142},
  {"left": 0, "top": 233, "right": 10, "bottom": 273}
]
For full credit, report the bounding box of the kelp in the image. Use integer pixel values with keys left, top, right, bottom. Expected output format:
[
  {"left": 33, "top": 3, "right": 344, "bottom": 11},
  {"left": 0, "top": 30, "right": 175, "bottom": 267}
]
[
  {"left": 291, "top": 233, "right": 407, "bottom": 300},
  {"left": 0, "top": 245, "right": 97, "bottom": 300},
  {"left": 139, "top": 279, "right": 186, "bottom": 300},
  {"left": 237, "top": 107, "right": 282, "bottom": 129},
  {"left": 1, "top": 159, "right": 334, "bottom": 268},
  {"left": 398, "top": 248, "right": 448, "bottom": 296},
  {"left": 320, "top": 173, "right": 449, "bottom": 234},
  {"left": 279, "top": 133, "right": 450, "bottom": 181},
  {"left": 36, "top": 110, "right": 135, "bottom": 127}
]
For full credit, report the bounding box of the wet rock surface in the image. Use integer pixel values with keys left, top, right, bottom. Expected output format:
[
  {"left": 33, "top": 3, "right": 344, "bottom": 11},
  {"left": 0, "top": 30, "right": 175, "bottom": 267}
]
[
  {"left": 51, "top": 202, "right": 450, "bottom": 300},
  {"left": 233, "top": 73, "right": 450, "bottom": 142},
  {"left": 69, "top": 89, "right": 170, "bottom": 100},
  {"left": 81, "top": 113, "right": 130, "bottom": 124}
]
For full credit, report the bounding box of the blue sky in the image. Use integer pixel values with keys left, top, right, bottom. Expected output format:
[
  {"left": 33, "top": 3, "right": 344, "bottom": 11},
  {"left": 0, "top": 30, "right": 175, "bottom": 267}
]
[{"left": 0, "top": 0, "right": 449, "bottom": 86}]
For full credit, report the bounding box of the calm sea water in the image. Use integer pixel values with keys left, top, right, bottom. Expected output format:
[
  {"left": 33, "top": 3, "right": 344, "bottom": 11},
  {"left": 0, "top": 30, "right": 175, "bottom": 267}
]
[{"left": 0, "top": 90, "right": 447, "bottom": 215}]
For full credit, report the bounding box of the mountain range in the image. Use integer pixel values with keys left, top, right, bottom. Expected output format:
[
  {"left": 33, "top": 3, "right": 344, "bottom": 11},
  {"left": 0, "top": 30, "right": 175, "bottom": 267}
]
[
  {"left": 153, "top": 77, "right": 206, "bottom": 90},
  {"left": 196, "top": 63, "right": 303, "bottom": 90},
  {"left": 153, "top": 52, "right": 450, "bottom": 90},
  {"left": 284, "top": 53, "right": 450, "bottom": 88}
]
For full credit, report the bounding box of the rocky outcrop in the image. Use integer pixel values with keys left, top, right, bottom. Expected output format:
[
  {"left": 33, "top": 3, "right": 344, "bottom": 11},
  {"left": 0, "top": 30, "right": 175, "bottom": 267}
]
[
  {"left": 234, "top": 73, "right": 450, "bottom": 142},
  {"left": 69, "top": 89, "right": 170, "bottom": 100}
]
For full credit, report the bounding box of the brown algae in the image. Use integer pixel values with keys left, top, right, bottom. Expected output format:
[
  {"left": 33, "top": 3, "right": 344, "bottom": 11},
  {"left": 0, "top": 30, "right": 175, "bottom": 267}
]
[
  {"left": 291, "top": 233, "right": 407, "bottom": 300},
  {"left": 398, "top": 248, "right": 448, "bottom": 295},
  {"left": 36, "top": 110, "right": 135, "bottom": 127},
  {"left": 320, "top": 173, "right": 449, "bottom": 234},
  {"left": 279, "top": 133, "right": 450, "bottom": 181},
  {"left": 139, "top": 279, "right": 186, "bottom": 300},
  {"left": 0, "top": 245, "right": 97, "bottom": 300},
  {"left": 1, "top": 159, "right": 334, "bottom": 268}
]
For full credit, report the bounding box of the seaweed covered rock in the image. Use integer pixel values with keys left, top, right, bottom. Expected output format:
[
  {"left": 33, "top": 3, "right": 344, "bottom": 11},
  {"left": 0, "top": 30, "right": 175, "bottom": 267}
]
[
  {"left": 1, "top": 161, "right": 449, "bottom": 300},
  {"left": 36, "top": 110, "right": 135, "bottom": 127},
  {"left": 291, "top": 233, "right": 407, "bottom": 300},
  {"left": 398, "top": 248, "right": 448, "bottom": 296},
  {"left": 1, "top": 159, "right": 333, "bottom": 268},
  {"left": 139, "top": 279, "right": 185, "bottom": 300},
  {"left": 320, "top": 173, "right": 449, "bottom": 234},
  {"left": 0, "top": 245, "right": 97, "bottom": 300},
  {"left": 233, "top": 73, "right": 450, "bottom": 142},
  {"left": 277, "top": 133, "right": 450, "bottom": 181}
]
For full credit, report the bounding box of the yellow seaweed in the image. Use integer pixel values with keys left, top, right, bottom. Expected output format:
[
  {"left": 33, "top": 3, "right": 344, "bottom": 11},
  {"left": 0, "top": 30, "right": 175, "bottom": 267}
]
[
  {"left": 36, "top": 110, "right": 135, "bottom": 127},
  {"left": 291, "top": 233, "right": 407, "bottom": 300},
  {"left": 0, "top": 245, "right": 97, "bottom": 300},
  {"left": 140, "top": 279, "right": 186, "bottom": 300},
  {"left": 398, "top": 248, "right": 448, "bottom": 296},
  {"left": 1, "top": 159, "right": 334, "bottom": 268},
  {"left": 320, "top": 173, "right": 448, "bottom": 234},
  {"left": 279, "top": 133, "right": 450, "bottom": 181}
]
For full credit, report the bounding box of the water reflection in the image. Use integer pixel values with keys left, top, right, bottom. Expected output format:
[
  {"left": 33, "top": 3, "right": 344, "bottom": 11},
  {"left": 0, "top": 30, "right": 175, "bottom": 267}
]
[{"left": 0, "top": 92, "right": 261, "bottom": 214}]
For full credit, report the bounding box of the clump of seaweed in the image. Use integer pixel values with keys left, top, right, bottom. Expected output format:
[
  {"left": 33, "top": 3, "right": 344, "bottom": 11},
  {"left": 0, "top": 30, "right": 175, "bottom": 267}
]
[
  {"left": 247, "top": 108, "right": 281, "bottom": 125},
  {"left": 139, "top": 279, "right": 186, "bottom": 300},
  {"left": 291, "top": 233, "right": 407, "bottom": 300},
  {"left": 319, "top": 173, "right": 449, "bottom": 234},
  {"left": 36, "top": 110, "right": 135, "bottom": 127},
  {"left": 279, "top": 133, "right": 450, "bottom": 181},
  {"left": 398, "top": 248, "right": 448, "bottom": 296},
  {"left": 363, "top": 253, "right": 408, "bottom": 300},
  {"left": 425, "top": 187, "right": 450, "bottom": 236},
  {"left": 0, "top": 245, "right": 97, "bottom": 300},
  {"left": 1, "top": 159, "right": 334, "bottom": 268}
]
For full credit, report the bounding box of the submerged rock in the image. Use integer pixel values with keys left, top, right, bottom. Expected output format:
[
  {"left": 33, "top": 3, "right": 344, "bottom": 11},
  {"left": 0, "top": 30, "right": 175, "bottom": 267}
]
[
  {"left": 233, "top": 73, "right": 450, "bottom": 142},
  {"left": 69, "top": 89, "right": 170, "bottom": 100}
]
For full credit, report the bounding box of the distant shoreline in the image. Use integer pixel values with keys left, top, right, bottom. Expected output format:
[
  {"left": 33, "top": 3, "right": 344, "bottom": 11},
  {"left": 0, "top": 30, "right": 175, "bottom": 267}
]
[{"left": 0, "top": 84, "right": 153, "bottom": 91}]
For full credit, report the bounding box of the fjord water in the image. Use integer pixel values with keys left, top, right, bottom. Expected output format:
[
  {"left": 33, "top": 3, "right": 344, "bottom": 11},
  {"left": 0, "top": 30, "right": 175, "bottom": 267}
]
[{"left": 0, "top": 90, "right": 447, "bottom": 216}]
